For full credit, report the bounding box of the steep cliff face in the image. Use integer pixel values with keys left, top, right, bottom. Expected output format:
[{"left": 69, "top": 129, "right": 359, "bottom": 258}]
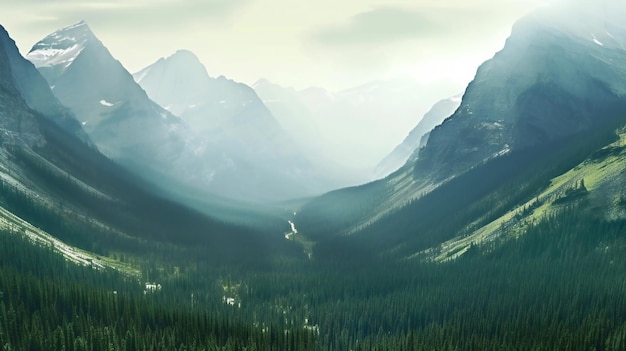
[
  {"left": 414, "top": 3, "right": 626, "bottom": 180},
  {"left": 0, "top": 25, "right": 45, "bottom": 147},
  {"left": 0, "top": 23, "right": 94, "bottom": 147}
]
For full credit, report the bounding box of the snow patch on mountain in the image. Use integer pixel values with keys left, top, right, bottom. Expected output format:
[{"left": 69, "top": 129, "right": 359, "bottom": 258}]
[
  {"left": 26, "top": 21, "right": 93, "bottom": 69},
  {"left": 27, "top": 45, "right": 84, "bottom": 68},
  {"left": 592, "top": 34, "right": 604, "bottom": 46}
]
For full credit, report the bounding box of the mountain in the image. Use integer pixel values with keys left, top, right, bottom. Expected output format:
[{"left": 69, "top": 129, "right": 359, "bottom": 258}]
[
  {"left": 26, "top": 22, "right": 321, "bottom": 203},
  {"left": 0, "top": 28, "right": 46, "bottom": 148},
  {"left": 250, "top": 79, "right": 321, "bottom": 158},
  {"left": 374, "top": 94, "right": 462, "bottom": 178},
  {"left": 0, "top": 23, "right": 287, "bottom": 263},
  {"left": 133, "top": 50, "right": 342, "bottom": 201},
  {"left": 6, "top": 8, "right": 626, "bottom": 351},
  {"left": 25, "top": 21, "right": 212, "bottom": 193},
  {"left": 253, "top": 78, "right": 453, "bottom": 175},
  {"left": 295, "top": 1, "right": 626, "bottom": 256},
  {"left": 413, "top": 2, "right": 626, "bottom": 181},
  {"left": 0, "top": 24, "right": 91, "bottom": 146},
  {"left": 133, "top": 50, "right": 282, "bottom": 134}
]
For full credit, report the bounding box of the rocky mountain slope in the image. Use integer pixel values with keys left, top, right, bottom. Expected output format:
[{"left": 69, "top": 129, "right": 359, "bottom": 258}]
[
  {"left": 0, "top": 24, "right": 91, "bottom": 146},
  {"left": 374, "top": 94, "right": 461, "bottom": 178},
  {"left": 414, "top": 2, "right": 626, "bottom": 181},
  {"left": 26, "top": 21, "right": 212, "bottom": 194},
  {"left": 295, "top": 1, "right": 626, "bottom": 252}
]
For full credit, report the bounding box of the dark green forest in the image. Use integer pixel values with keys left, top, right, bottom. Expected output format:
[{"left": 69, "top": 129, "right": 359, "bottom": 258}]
[{"left": 2, "top": 200, "right": 626, "bottom": 350}]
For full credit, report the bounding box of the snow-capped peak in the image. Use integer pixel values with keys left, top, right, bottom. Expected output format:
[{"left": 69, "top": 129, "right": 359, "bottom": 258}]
[{"left": 26, "top": 20, "right": 95, "bottom": 68}]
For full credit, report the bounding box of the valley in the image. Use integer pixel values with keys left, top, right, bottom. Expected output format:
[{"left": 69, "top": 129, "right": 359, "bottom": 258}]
[{"left": 1, "top": 1, "right": 626, "bottom": 350}]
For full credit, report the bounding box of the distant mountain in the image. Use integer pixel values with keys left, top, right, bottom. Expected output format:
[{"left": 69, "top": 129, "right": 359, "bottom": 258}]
[
  {"left": 133, "top": 50, "right": 338, "bottom": 201},
  {"left": 250, "top": 79, "right": 320, "bottom": 156},
  {"left": 0, "top": 23, "right": 281, "bottom": 262},
  {"left": 296, "top": 1, "right": 626, "bottom": 254},
  {"left": 253, "top": 78, "right": 452, "bottom": 174},
  {"left": 251, "top": 79, "right": 367, "bottom": 185},
  {"left": 134, "top": 50, "right": 280, "bottom": 133},
  {"left": 26, "top": 22, "right": 322, "bottom": 202},
  {"left": 374, "top": 94, "right": 461, "bottom": 178},
  {"left": 26, "top": 21, "right": 211, "bottom": 193}
]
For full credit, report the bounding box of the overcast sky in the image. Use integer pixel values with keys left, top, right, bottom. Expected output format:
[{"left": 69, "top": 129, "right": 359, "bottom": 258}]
[{"left": 2, "top": 0, "right": 548, "bottom": 92}]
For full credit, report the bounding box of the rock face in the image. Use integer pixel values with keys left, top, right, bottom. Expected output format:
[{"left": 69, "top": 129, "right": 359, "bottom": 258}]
[
  {"left": 0, "top": 29, "right": 43, "bottom": 147},
  {"left": 414, "top": 1, "right": 626, "bottom": 180},
  {"left": 0, "top": 24, "right": 89, "bottom": 147},
  {"left": 374, "top": 95, "right": 461, "bottom": 178}
]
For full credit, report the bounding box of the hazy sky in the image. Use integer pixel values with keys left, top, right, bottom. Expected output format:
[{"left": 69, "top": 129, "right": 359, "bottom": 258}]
[{"left": 2, "top": 0, "right": 548, "bottom": 92}]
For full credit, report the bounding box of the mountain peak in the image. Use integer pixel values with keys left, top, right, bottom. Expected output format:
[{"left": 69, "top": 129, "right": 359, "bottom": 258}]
[
  {"left": 134, "top": 49, "right": 209, "bottom": 85},
  {"left": 252, "top": 78, "right": 272, "bottom": 88},
  {"left": 26, "top": 20, "right": 98, "bottom": 69},
  {"left": 169, "top": 49, "right": 200, "bottom": 62},
  {"left": 34, "top": 20, "right": 95, "bottom": 48}
]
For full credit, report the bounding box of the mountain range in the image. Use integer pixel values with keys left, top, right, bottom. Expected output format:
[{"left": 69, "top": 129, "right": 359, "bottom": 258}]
[
  {"left": 132, "top": 49, "right": 340, "bottom": 202},
  {"left": 26, "top": 22, "right": 208, "bottom": 194},
  {"left": 253, "top": 77, "right": 452, "bottom": 177},
  {"left": 3, "top": 1, "right": 624, "bottom": 261},
  {"left": 295, "top": 0, "right": 626, "bottom": 257},
  {"left": 0, "top": 23, "right": 283, "bottom": 261},
  {"left": 25, "top": 21, "right": 341, "bottom": 203}
]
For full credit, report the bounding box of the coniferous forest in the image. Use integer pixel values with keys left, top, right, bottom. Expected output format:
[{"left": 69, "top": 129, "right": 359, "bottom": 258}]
[
  {"left": 2, "top": 200, "right": 626, "bottom": 350},
  {"left": 4, "top": 2, "right": 626, "bottom": 349}
]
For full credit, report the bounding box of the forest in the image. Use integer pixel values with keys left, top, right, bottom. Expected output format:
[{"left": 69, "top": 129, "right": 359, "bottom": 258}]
[{"left": 2, "top": 199, "right": 626, "bottom": 350}]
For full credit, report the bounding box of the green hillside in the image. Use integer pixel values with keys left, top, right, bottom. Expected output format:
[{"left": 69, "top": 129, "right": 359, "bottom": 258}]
[{"left": 428, "top": 128, "right": 626, "bottom": 261}]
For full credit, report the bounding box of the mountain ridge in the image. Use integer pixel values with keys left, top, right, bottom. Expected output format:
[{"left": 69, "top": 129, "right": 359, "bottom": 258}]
[
  {"left": 134, "top": 49, "right": 345, "bottom": 202},
  {"left": 295, "top": 1, "right": 626, "bottom": 253},
  {"left": 374, "top": 94, "right": 462, "bottom": 178}
]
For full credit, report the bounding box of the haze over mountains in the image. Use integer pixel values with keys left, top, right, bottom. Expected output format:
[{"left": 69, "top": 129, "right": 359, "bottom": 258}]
[
  {"left": 26, "top": 21, "right": 209, "bottom": 195},
  {"left": 0, "top": 22, "right": 274, "bottom": 254},
  {"left": 25, "top": 21, "right": 353, "bottom": 203},
  {"left": 374, "top": 94, "right": 462, "bottom": 178},
  {"left": 25, "top": 21, "right": 444, "bottom": 203},
  {"left": 253, "top": 78, "right": 454, "bottom": 175},
  {"left": 3, "top": 1, "right": 626, "bottom": 350},
  {"left": 132, "top": 50, "right": 348, "bottom": 201},
  {"left": 297, "top": 0, "right": 626, "bottom": 252}
]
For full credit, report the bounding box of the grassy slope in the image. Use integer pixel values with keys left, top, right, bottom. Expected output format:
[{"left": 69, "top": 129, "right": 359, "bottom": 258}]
[
  {"left": 0, "top": 200, "right": 139, "bottom": 275},
  {"left": 426, "top": 130, "right": 626, "bottom": 261}
]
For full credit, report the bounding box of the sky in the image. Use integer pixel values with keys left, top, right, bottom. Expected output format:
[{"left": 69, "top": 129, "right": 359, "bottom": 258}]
[{"left": 2, "top": 0, "right": 549, "bottom": 93}]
